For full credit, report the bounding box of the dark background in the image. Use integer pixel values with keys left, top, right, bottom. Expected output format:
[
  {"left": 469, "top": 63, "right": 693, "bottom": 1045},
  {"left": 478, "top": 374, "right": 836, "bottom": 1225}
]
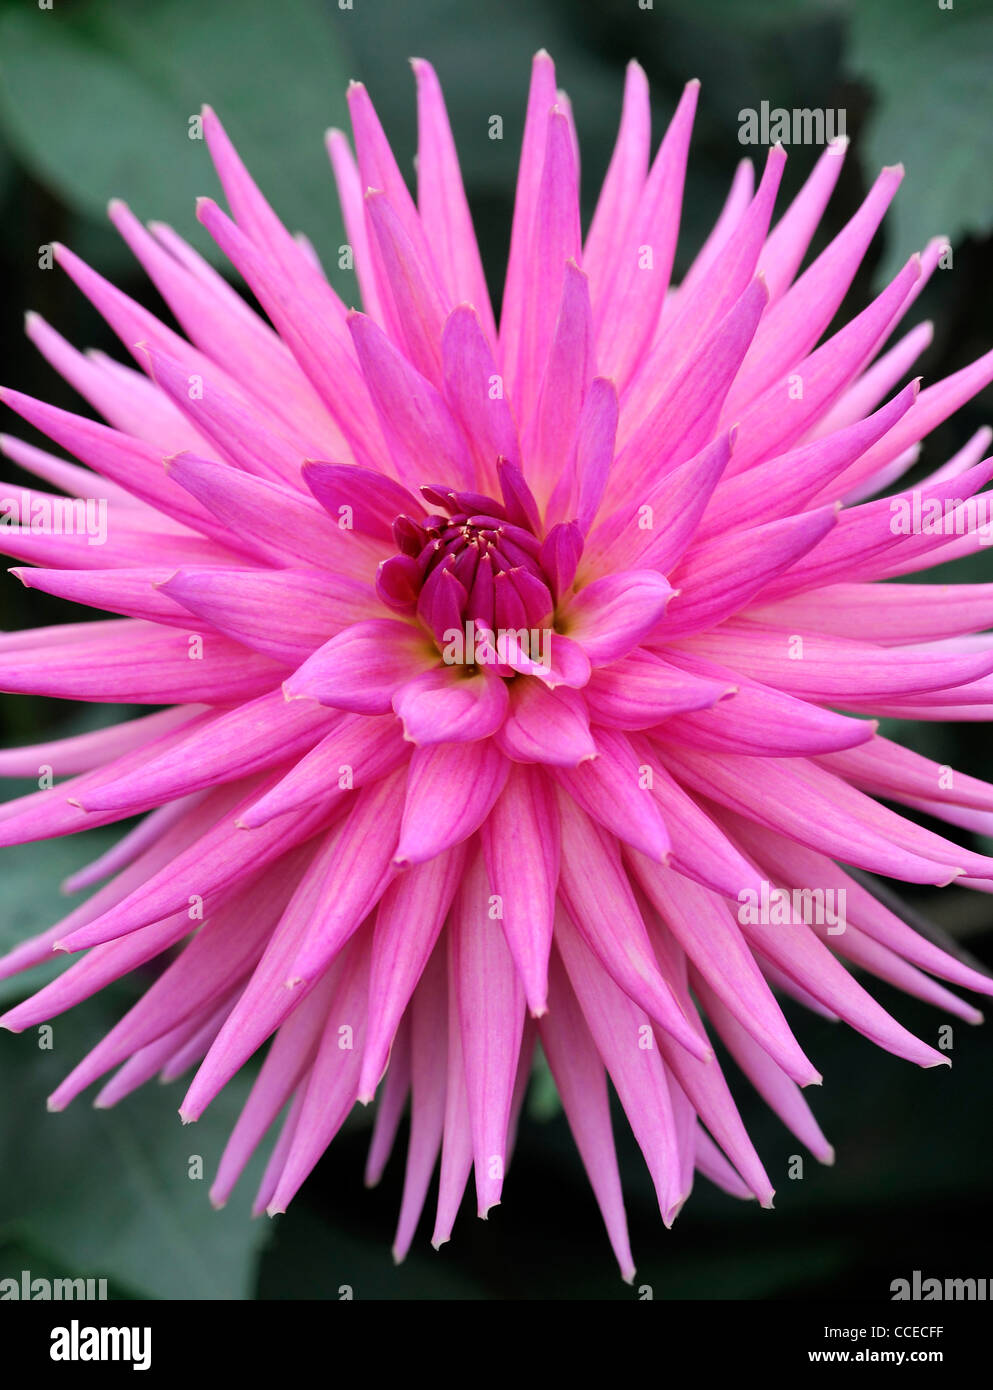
[{"left": 0, "top": 0, "right": 992, "bottom": 1299}]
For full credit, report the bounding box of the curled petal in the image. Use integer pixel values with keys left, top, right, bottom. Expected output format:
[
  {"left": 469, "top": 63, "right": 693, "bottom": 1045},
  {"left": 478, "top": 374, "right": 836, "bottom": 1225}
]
[
  {"left": 284, "top": 620, "right": 438, "bottom": 714},
  {"left": 393, "top": 664, "right": 509, "bottom": 744},
  {"left": 495, "top": 677, "right": 596, "bottom": 766},
  {"left": 561, "top": 570, "right": 673, "bottom": 664},
  {"left": 395, "top": 740, "right": 510, "bottom": 866}
]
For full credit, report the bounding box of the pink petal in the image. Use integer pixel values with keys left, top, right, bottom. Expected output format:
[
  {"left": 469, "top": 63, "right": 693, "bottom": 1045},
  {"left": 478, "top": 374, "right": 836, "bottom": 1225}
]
[
  {"left": 494, "top": 678, "right": 596, "bottom": 766},
  {"left": 394, "top": 740, "right": 510, "bottom": 866},
  {"left": 283, "top": 620, "right": 438, "bottom": 714},
  {"left": 451, "top": 849, "right": 526, "bottom": 1216},
  {"left": 393, "top": 664, "right": 509, "bottom": 744},
  {"left": 561, "top": 570, "right": 673, "bottom": 664},
  {"left": 482, "top": 764, "right": 560, "bottom": 1016}
]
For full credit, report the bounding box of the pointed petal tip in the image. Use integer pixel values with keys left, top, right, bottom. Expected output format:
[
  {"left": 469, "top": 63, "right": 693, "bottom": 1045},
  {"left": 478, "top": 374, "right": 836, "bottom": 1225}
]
[
  {"left": 661, "top": 1198, "right": 685, "bottom": 1229},
  {"left": 820, "top": 1147, "right": 837, "bottom": 1168},
  {"left": 46, "top": 1096, "right": 64, "bottom": 1114},
  {"left": 150, "top": 566, "right": 181, "bottom": 594},
  {"left": 281, "top": 685, "right": 318, "bottom": 707},
  {"left": 208, "top": 1193, "right": 227, "bottom": 1212}
]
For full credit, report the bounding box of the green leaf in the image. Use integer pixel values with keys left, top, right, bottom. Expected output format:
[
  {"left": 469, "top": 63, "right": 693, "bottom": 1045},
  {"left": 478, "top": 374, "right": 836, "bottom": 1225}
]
[
  {"left": 0, "top": 1003, "right": 271, "bottom": 1299},
  {"left": 0, "top": 1236, "right": 135, "bottom": 1299},
  {"left": 630, "top": 0, "right": 844, "bottom": 27},
  {"left": 0, "top": 0, "right": 352, "bottom": 277},
  {"left": 846, "top": 0, "right": 993, "bottom": 284}
]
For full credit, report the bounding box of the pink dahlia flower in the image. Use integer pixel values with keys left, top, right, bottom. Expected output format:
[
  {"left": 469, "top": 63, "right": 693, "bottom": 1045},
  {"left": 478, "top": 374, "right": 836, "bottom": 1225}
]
[{"left": 2, "top": 52, "right": 993, "bottom": 1280}]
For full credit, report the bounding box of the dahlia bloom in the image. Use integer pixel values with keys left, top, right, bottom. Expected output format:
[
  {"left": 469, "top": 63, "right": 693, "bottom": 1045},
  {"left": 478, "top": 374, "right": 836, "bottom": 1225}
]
[{"left": 3, "top": 52, "right": 993, "bottom": 1281}]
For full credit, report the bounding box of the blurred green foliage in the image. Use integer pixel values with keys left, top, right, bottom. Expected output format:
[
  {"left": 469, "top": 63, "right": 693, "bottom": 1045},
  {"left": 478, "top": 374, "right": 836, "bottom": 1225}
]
[
  {"left": 0, "top": 0, "right": 991, "bottom": 1300},
  {"left": 0, "top": 0, "right": 349, "bottom": 273}
]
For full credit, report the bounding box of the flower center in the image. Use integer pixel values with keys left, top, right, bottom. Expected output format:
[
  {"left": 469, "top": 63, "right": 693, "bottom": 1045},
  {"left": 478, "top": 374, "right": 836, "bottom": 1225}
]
[{"left": 377, "top": 483, "right": 555, "bottom": 641}]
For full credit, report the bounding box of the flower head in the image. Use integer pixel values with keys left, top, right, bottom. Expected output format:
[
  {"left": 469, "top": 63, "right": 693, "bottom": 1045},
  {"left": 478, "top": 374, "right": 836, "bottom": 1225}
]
[{"left": 2, "top": 53, "right": 993, "bottom": 1279}]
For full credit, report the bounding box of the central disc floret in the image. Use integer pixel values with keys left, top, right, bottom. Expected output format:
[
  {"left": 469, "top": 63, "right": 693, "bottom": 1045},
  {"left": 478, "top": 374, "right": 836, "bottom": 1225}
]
[{"left": 377, "top": 477, "right": 557, "bottom": 656}]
